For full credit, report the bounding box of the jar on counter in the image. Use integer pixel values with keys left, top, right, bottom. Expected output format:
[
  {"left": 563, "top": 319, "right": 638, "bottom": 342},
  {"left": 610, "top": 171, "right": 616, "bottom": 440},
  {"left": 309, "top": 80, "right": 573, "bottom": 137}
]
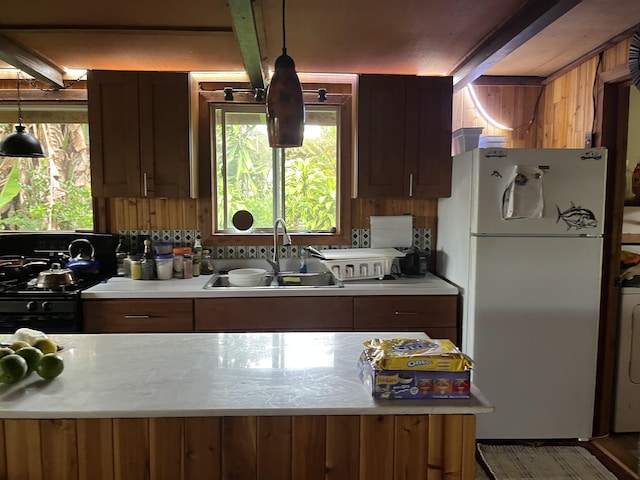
[
  {"left": 141, "top": 257, "right": 155, "bottom": 280},
  {"left": 123, "top": 253, "right": 139, "bottom": 278},
  {"left": 182, "top": 254, "right": 193, "bottom": 279},
  {"left": 200, "top": 250, "right": 214, "bottom": 275},
  {"left": 156, "top": 253, "right": 174, "bottom": 280},
  {"left": 172, "top": 247, "right": 192, "bottom": 278},
  {"left": 130, "top": 260, "right": 142, "bottom": 280}
]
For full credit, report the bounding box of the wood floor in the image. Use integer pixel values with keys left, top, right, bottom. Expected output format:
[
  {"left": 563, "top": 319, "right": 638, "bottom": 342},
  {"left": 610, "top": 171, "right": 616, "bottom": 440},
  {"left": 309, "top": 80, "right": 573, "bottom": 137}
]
[{"left": 591, "top": 433, "right": 639, "bottom": 480}]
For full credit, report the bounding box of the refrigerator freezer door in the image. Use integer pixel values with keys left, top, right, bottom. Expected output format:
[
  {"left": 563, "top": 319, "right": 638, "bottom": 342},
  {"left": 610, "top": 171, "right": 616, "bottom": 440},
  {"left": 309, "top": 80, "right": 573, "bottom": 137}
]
[
  {"left": 470, "top": 148, "right": 607, "bottom": 236},
  {"left": 469, "top": 235, "right": 602, "bottom": 439}
]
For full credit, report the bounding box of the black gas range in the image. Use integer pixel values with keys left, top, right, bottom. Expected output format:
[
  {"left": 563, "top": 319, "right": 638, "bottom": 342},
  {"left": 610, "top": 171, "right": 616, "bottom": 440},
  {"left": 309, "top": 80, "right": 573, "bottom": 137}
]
[{"left": 0, "top": 232, "right": 117, "bottom": 333}]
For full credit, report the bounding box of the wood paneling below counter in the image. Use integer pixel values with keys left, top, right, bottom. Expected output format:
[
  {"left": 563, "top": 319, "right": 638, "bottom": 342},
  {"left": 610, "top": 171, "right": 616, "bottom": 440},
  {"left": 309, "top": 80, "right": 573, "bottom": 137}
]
[{"left": 0, "top": 414, "right": 477, "bottom": 480}]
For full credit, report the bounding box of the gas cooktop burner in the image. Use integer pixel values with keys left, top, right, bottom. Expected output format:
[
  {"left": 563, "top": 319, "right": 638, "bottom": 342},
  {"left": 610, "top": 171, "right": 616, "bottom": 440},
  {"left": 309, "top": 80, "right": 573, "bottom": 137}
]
[{"left": 0, "top": 277, "right": 97, "bottom": 296}]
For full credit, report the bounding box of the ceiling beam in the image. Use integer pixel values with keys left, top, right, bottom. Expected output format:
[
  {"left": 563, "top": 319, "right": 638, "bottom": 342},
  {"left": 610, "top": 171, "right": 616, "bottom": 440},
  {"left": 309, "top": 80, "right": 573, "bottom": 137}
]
[
  {"left": 451, "top": 0, "right": 581, "bottom": 92},
  {"left": 228, "top": 0, "right": 266, "bottom": 90},
  {"left": 0, "top": 34, "right": 65, "bottom": 89}
]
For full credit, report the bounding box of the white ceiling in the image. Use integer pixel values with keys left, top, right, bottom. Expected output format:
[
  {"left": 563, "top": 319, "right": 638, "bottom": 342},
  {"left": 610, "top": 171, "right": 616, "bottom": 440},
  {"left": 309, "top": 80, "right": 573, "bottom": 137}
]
[{"left": 0, "top": 0, "right": 638, "bottom": 89}]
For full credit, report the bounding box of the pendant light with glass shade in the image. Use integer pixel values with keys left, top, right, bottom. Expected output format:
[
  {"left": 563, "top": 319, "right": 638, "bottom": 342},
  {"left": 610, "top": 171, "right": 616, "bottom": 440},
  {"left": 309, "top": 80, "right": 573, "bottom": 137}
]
[
  {"left": 266, "top": 0, "right": 305, "bottom": 147},
  {"left": 0, "top": 73, "right": 45, "bottom": 158}
]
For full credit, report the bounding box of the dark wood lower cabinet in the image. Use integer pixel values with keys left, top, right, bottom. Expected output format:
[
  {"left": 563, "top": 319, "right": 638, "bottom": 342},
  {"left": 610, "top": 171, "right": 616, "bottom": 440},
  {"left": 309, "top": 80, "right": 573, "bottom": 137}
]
[
  {"left": 83, "top": 295, "right": 458, "bottom": 342},
  {"left": 354, "top": 295, "right": 458, "bottom": 344},
  {"left": 1, "top": 414, "right": 477, "bottom": 480},
  {"left": 194, "top": 297, "right": 353, "bottom": 331},
  {"left": 83, "top": 299, "right": 194, "bottom": 332}
]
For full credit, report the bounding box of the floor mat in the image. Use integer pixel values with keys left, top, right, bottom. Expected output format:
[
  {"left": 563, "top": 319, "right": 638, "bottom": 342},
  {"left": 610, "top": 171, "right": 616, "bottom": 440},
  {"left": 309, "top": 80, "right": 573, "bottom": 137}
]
[{"left": 477, "top": 443, "right": 617, "bottom": 480}]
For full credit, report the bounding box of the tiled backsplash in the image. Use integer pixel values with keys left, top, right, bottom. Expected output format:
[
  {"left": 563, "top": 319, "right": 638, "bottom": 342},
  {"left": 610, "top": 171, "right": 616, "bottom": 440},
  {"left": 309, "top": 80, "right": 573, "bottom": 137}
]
[{"left": 118, "top": 228, "right": 432, "bottom": 259}]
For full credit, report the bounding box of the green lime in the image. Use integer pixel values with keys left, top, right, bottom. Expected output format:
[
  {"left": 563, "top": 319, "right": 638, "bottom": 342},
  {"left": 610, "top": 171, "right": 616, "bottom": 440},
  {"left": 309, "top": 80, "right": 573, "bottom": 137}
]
[
  {"left": 0, "top": 354, "right": 28, "bottom": 384},
  {"left": 36, "top": 353, "right": 64, "bottom": 380},
  {"left": 0, "top": 347, "right": 15, "bottom": 359},
  {"left": 15, "top": 346, "right": 44, "bottom": 374}
]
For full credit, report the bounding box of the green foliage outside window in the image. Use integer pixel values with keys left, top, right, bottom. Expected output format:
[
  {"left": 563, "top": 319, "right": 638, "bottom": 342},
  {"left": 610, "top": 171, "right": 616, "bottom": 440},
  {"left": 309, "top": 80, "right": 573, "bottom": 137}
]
[
  {"left": 216, "top": 107, "right": 338, "bottom": 232},
  {"left": 0, "top": 123, "right": 93, "bottom": 231}
]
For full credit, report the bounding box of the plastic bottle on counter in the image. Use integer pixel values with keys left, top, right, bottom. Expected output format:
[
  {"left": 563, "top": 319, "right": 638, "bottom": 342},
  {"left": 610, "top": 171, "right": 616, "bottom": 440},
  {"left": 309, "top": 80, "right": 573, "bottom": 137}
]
[
  {"left": 192, "top": 239, "right": 202, "bottom": 277},
  {"left": 183, "top": 254, "right": 193, "bottom": 279}
]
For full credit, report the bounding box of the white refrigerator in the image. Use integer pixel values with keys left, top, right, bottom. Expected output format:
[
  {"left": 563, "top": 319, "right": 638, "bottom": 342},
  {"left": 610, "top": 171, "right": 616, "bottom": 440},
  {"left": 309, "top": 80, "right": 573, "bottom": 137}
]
[{"left": 437, "top": 147, "right": 607, "bottom": 440}]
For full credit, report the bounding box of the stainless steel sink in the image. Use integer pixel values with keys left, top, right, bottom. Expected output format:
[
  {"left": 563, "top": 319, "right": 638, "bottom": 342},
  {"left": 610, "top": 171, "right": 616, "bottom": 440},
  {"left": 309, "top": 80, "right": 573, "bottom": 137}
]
[{"left": 203, "top": 271, "right": 343, "bottom": 288}]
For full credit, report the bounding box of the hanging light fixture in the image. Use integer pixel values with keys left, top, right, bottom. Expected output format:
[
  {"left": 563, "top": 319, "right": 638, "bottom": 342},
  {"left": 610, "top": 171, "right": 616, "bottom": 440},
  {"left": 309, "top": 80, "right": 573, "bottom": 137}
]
[
  {"left": 266, "top": 0, "right": 305, "bottom": 147},
  {"left": 0, "top": 73, "right": 45, "bottom": 158}
]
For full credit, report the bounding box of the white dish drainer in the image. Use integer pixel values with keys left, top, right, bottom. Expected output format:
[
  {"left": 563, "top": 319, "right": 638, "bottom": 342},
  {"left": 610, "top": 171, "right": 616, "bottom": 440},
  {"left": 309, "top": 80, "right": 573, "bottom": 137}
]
[{"left": 318, "top": 248, "right": 404, "bottom": 281}]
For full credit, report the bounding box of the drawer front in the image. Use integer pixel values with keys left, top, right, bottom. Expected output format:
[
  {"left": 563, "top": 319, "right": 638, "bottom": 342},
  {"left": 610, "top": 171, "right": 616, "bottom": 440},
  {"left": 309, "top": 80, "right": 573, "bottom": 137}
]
[
  {"left": 353, "top": 296, "right": 456, "bottom": 329},
  {"left": 83, "top": 299, "right": 194, "bottom": 333},
  {"left": 195, "top": 297, "right": 352, "bottom": 331}
]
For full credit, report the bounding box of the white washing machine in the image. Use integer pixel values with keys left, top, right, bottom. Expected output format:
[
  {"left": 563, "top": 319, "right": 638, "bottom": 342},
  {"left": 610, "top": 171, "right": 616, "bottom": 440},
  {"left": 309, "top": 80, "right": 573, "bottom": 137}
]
[{"left": 613, "top": 287, "right": 640, "bottom": 432}]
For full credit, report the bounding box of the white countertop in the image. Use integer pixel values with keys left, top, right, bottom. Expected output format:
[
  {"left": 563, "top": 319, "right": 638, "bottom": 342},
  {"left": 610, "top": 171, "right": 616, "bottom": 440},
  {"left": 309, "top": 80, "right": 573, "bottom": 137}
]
[
  {"left": 82, "top": 272, "right": 458, "bottom": 299},
  {"left": 0, "top": 332, "right": 492, "bottom": 419}
]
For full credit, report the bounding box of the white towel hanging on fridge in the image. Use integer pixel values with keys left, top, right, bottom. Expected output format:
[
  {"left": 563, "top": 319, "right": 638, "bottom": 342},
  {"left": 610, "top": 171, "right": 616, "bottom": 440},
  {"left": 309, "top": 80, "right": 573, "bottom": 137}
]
[{"left": 502, "top": 165, "right": 544, "bottom": 219}]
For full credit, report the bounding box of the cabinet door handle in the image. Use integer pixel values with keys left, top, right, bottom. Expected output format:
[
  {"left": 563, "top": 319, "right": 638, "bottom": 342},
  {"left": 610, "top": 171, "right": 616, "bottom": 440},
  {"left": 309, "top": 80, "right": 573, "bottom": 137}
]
[
  {"left": 143, "top": 173, "right": 148, "bottom": 197},
  {"left": 409, "top": 173, "right": 414, "bottom": 197},
  {"left": 124, "top": 315, "right": 151, "bottom": 319},
  {"left": 395, "top": 311, "right": 419, "bottom": 315}
]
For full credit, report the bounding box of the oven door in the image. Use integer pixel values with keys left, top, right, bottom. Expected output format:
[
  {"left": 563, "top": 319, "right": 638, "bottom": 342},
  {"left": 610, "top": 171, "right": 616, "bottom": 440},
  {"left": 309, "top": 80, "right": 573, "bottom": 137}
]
[
  {"left": 0, "top": 297, "right": 82, "bottom": 333},
  {"left": 0, "top": 316, "right": 82, "bottom": 334}
]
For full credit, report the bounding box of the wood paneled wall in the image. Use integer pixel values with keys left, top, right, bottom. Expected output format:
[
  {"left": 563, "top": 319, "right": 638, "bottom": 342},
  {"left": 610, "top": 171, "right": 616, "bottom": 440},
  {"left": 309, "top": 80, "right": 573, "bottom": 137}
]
[
  {"left": 539, "top": 38, "right": 631, "bottom": 148},
  {"left": 452, "top": 84, "right": 541, "bottom": 148},
  {"left": 105, "top": 197, "right": 199, "bottom": 232}
]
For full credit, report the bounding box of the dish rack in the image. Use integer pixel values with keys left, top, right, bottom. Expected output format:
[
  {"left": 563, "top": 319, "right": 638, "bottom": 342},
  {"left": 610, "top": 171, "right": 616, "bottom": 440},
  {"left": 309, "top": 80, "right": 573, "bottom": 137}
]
[{"left": 318, "top": 248, "right": 404, "bottom": 281}]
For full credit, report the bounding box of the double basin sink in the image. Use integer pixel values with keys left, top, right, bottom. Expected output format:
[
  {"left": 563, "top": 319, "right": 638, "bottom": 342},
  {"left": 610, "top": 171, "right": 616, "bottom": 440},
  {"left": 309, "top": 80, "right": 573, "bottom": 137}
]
[{"left": 203, "top": 271, "right": 344, "bottom": 289}]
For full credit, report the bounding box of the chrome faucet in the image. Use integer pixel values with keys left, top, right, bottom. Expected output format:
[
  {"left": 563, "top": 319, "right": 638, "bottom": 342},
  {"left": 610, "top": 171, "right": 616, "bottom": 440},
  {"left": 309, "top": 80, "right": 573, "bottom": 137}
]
[{"left": 266, "top": 218, "right": 291, "bottom": 279}]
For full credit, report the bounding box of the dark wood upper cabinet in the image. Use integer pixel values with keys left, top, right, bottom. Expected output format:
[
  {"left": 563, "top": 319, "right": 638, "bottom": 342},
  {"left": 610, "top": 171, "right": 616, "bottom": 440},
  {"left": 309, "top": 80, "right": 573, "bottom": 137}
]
[
  {"left": 357, "top": 75, "right": 453, "bottom": 198},
  {"left": 88, "top": 70, "right": 198, "bottom": 198}
]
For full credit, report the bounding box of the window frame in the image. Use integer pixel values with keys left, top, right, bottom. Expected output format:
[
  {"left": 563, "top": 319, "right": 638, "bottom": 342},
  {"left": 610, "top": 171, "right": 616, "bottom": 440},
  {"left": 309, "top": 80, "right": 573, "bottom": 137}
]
[
  {"left": 198, "top": 80, "right": 354, "bottom": 247},
  {"left": 212, "top": 102, "right": 341, "bottom": 234},
  {"left": 0, "top": 84, "right": 95, "bottom": 232}
]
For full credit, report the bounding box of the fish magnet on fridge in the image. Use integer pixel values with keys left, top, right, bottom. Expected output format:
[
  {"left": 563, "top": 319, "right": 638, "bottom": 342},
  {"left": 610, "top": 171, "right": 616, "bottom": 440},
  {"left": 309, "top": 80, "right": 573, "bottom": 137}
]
[{"left": 501, "top": 165, "right": 544, "bottom": 220}]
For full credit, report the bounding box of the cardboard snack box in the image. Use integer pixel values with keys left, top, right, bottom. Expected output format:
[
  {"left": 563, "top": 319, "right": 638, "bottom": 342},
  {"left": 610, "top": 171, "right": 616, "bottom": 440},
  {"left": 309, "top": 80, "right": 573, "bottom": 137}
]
[
  {"left": 358, "top": 349, "right": 471, "bottom": 400},
  {"left": 362, "top": 337, "right": 473, "bottom": 372}
]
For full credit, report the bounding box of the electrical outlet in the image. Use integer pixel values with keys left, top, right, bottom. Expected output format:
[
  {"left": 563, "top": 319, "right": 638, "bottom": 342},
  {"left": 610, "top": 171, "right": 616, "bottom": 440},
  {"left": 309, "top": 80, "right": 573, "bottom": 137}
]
[{"left": 585, "top": 132, "right": 593, "bottom": 148}]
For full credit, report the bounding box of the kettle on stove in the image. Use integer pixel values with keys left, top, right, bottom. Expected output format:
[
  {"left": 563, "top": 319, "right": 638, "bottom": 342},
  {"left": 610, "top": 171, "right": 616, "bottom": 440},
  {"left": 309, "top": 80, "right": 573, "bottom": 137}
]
[{"left": 399, "top": 248, "right": 429, "bottom": 276}]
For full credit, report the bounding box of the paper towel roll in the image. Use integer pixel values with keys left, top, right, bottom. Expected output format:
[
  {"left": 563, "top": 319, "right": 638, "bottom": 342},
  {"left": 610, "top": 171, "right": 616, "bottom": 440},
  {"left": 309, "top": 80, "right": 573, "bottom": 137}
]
[{"left": 370, "top": 215, "right": 412, "bottom": 248}]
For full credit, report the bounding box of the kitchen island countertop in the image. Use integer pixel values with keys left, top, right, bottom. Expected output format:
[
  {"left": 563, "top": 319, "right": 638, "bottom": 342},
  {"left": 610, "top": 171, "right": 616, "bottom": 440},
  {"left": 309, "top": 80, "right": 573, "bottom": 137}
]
[
  {"left": 81, "top": 271, "right": 458, "bottom": 299},
  {"left": 0, "top": 332, "right": 491, "bottom": 419}
]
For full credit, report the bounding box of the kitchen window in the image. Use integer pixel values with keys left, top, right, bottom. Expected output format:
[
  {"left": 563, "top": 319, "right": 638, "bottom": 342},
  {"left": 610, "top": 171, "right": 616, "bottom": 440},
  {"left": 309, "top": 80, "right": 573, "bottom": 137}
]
[
  {"left": 0, "top": 104, "right": 92, "bottom": 231},
  {"left": 204, "top": 81, "right": 353, "bottom": 246},
  {"left": 214, "top": 104, "right": 339, "bottom": 232}
]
